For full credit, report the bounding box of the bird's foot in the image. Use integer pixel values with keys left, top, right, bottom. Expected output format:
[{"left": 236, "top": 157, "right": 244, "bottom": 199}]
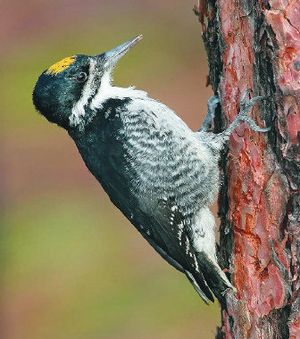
[{"left": 199, "top": 95, "right": 220, "bottom": 132}]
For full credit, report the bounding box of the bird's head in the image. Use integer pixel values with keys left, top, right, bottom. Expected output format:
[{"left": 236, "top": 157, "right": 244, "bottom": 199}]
[{"left": 33, "top": 35, "right": 143, "bottom": 130}]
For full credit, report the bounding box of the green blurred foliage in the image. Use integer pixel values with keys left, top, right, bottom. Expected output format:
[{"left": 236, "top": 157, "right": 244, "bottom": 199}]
[
  {"left": 3, "top": 195, "right": 219, "bottom": 339},
  {"left": 1, "top": 1, "right": 219, "bottom": 338}
]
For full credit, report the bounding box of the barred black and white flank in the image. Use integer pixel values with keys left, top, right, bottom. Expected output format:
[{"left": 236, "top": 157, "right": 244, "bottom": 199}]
[{"left": 33, "top": 36, "right": 269, "bottom": 303}]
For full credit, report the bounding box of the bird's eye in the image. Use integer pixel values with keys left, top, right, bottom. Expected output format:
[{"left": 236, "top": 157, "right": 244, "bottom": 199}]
[{"left": 76, "top": 72, "right": 88, "bottom": 83}]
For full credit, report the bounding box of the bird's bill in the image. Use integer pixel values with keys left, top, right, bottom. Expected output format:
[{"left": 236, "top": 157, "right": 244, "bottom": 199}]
[{"left": 100, "top": 35, "right": 143, "bottom": 69}]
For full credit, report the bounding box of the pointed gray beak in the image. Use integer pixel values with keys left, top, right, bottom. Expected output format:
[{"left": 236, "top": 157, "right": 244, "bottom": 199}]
[{"left": 100, "top": 35, "right": 143, "bottom": 69}]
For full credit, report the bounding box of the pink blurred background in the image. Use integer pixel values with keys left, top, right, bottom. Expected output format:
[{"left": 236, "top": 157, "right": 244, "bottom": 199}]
[{"left": 1, "top": 1, "right": 219, "bottom": 338}]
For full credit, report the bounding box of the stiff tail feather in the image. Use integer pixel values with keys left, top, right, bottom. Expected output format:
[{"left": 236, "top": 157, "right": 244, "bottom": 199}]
[
  {"left": 185, "top": 270, "right": 214, "bottom": 304},
  {"left": 195, "top": 252, "right": 235, "bottom": 305}
]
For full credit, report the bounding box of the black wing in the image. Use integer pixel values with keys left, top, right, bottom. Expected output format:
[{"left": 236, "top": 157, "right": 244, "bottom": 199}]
[
  {"left": 73, "top": 101, "right": 221, "bottom": 302},
  {"left": 98, "top": 150, "right": 215, "bottom": 302}
]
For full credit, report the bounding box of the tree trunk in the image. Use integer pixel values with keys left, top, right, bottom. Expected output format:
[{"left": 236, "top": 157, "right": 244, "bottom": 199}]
[{"left": 194, "top": 1, "right": 300, "bottom": 338}]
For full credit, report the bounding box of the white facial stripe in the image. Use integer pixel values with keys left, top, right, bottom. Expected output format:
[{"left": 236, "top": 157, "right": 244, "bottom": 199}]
[
  {"left": 69, "top": 66, "right": 149, "bottom": 130},
  {"left": 89, "top": 71, "right": 111, "bottom": 111},
  {"left": 69, "top": 59, "right": 97, "bottom": 127}
]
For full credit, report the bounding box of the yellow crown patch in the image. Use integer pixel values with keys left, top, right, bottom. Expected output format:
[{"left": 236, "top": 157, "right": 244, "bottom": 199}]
[{"left": 46, "top": 56, "right": 76, "bottom": 75}]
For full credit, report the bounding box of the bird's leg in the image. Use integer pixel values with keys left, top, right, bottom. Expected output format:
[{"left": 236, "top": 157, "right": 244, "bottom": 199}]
[{"left": 199, "top": 95, "right": 220, "bottom": 132}]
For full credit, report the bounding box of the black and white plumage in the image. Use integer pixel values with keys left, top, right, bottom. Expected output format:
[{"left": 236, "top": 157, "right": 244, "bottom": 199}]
[{"left": 33, "top": 36, "right": 269, "bottom": 303}]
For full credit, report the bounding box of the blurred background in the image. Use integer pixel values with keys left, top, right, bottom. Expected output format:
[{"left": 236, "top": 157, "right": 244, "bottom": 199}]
[{"left": 1, "top": 1, "right": 219, "bottom": 338}]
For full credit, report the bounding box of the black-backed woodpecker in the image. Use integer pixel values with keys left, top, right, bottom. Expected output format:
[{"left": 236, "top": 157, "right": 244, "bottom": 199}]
[{"left": 33, "top": 35, "right": 269, "bottom": 303}]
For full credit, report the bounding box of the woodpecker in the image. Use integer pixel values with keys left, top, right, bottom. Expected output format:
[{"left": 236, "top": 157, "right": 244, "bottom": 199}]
[{"left": 33, "top": 35, "right": 269, "bottom": 303}]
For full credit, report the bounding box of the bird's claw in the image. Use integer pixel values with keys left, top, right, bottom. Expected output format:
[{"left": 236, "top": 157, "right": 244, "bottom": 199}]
[
  {"left": 239, "top": 90, "right": 267, "bottom": 114},
  {"left": 200, "top": 95, "right": 220, "bottom": 132},
  {"left": 207, "top": 95, "right": 220, "bottom": 110}
]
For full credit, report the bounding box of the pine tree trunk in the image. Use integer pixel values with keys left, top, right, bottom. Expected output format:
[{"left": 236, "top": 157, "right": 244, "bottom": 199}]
[{"left": 194, "top": 1, "right": 300, "bottom": 337}]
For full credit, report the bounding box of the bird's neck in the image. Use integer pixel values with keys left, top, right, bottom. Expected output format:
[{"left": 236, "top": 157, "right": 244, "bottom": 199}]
[{"left": 90, "top": 76, "right": 149, "bottom": 111}]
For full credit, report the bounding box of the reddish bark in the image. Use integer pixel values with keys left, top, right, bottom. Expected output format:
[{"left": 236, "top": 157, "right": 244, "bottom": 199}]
[{"left": 195, "top": 0, "right": 300, "bottom": 338}]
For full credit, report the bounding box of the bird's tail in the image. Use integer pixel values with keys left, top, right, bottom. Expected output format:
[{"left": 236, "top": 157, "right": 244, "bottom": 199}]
[
  {"left": 185, "top": 270, "right": 214, "bottom": 304},
  {"left": 195, "top": 252, "right": 235, "bottom": 305}
]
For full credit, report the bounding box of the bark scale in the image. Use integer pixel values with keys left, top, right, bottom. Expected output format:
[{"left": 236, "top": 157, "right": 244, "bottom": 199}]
[{"left": 195, "top": 1, "right": 300, "bottom": 338}]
